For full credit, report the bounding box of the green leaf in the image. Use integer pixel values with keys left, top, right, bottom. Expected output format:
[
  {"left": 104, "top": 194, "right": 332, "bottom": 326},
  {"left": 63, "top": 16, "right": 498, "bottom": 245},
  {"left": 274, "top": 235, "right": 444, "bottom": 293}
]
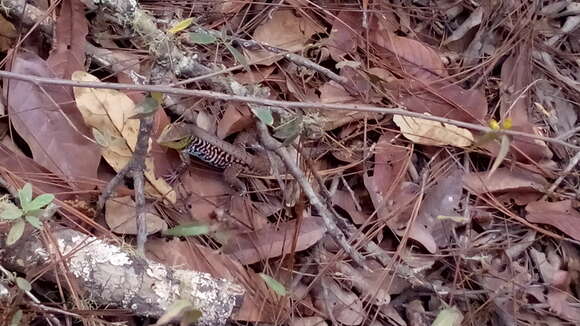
[
  {"left": 154, "top": 299, "right": 193, "bottom": 325},
  {"left": 163, "top": 224, "right": 210, "bottom": 237},
  {"left": 259, "top": 273, "right": 287, "bottom": 296},
  {"left": 487, "top": 135, "right": 510, "bottom": 179},
  {"left": 25, "top": 215, "right": 43, "bottom": 229},
  {"left": 9, "top": 310, "right": 22, "bottom": 326},
  {"left": 92, "top": 128, "right": 108, "bottom": 147},
  {"left": 251, "top": 107, "right": 274, "bottom": 126},
  {"left": 22, "top": 193, "right": 54, "bottom": 212},
  {"left": 7, "top": 219, "right": 25, "bottom": 246},
  {"left": 432, "top": 307, "right": 463, "bottom": 326},
  {"left": 18, "top": 183, "right": 32, "bottom": 206},
  {"left": 129, "top": 96, "right": 159, "bottom": 119},
  {"left": 274, "top": 114, "right": 303, "bottom": 145},
  {"left": 15, "top": 277, "right": 31, "bottom": 292},
  {"left": 0, "top": 205, "right": 23, "bottom": 220},
  {"left": 225, "top": 42, "right": 249, "bottom": 70},
  {"left": 189, "top": 31, "right": 217, "bottom": 45},
  {"left": 168, "top": 17, "right": 195, "bottom": 34},
  {"left": 182, "top": 309, "right": 202, "bottom": 324}
]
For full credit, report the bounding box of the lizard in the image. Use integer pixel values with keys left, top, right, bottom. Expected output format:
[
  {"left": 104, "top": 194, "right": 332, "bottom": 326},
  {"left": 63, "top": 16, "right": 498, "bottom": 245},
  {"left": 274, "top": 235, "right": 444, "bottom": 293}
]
[{"left": 157, "top": 122, "right": 272, "bottom": 192}]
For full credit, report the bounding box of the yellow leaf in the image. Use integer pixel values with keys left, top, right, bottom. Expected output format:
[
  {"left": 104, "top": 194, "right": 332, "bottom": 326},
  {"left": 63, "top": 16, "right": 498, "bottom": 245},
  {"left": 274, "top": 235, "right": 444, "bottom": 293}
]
[
  {"left": 167, "top": 18, "right": 194, "bottom": 34},
  {"left": 502, "top": 117, "right": 513, "bottom": 130},
  {"left": 489, "top": 119, "right": 500, "bottom": 130},
  {"left": 487, "top": 134, "right": 510, "bottom": 179},
  {"left": 393, "top": 114, "right": 474, "bottom": 148},
  {"left": 72, "top": 71, "right": 176, "bottom": 203}
]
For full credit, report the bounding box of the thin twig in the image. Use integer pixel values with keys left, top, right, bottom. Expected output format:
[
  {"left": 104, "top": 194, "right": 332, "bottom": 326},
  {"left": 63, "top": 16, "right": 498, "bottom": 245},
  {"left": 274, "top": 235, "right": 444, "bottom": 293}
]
[
  {"left": 256, "top": 122, "right": 368, "bottom": 269},
  {"left": 0, "top": 70, "right": 574, "bottom": 151},
  {"left": 542, "top": 149, "right": 580, "bottom": 200},
  {"left": 132, "top": 116, "right": 154, "bottom": 255}
]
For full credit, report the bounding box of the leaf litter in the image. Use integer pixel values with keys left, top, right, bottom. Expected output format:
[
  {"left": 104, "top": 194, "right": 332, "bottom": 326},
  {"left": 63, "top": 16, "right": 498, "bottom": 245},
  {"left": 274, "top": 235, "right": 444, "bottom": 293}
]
[{"left": 0, "top": 1, "right": 579, "bottom": 325}]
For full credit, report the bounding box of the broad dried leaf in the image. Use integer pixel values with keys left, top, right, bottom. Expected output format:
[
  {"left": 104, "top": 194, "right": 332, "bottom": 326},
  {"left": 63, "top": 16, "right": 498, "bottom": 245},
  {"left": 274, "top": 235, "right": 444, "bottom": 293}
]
[
  {"left": 105, "top": 196, "right": 166, "bottom": 235},
  {"left": 244, "top": 10, "right": 324, "bottom": 66},
  {"left": 5, "top": 52, "right": 100, "bottom": 191},
  {"left": 369, "top": 24, "right": 488, "bottom": 123},
  {"left": 526, "top": 200, "right": 580, "bottom": 241},
  {"left": 0, "top": 15, "right": 16, "bottom": 52},
  {"left": 47, "top": 0, "right": 88, "bottom": 78},
  {"left": 0, "top": 144, "right": 74, "bottom": 200},
  {"left": 313, "top": 278, "right": 364, "bottom": 325},
  {"left": 289, "top": 317, "right": 327, "bottom": 326},
  {"left": 393, "top": 114, "right": 474, "bottom": 147},
  {"left": 464, "top": 167, "right": 547, "bottom": 194},
  {"left": 222, "top": 216, "right": 325, "bottom": 264},
  {"left": 72, "top": 71, "right": 176, "bottom": 203},
  {"left": 499, "top": 46, "right": 552, "bottom": 162}
]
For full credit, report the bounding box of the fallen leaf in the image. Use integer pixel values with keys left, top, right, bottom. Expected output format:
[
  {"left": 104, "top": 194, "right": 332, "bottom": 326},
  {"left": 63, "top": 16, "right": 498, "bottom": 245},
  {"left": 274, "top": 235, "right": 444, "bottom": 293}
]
[
  {"left": 326, "top": 11, "right": 364, "bottom": 61},
  {"left": 105, "top": 196, "right": 167, "bottom": 235},
  {"left": 526, "top": 200, "right": 580, "bottom": 241},
  {"left": 5, "top": 52, "right": 100, "bottom": 191},
  {"left": 47, "top": 0, "right": 88, "bottom": 79},
  {"left": 313, "top": 278, "right": 364, "bottom": 325},
  {"left": 0, "top": 15, "right": 16, "bottom": 52},
  {"left": 464, "top": 167, "right": 547, "bottom": 194},
  {"left": 72, "top": 71, "right": 176, "bottom": 203},
  {"left": 393, "top": 114, "right": 474, "bottom": 147},
  {"left": 499, "top": 45, "right": 552, "bottom": 162},
  {"left": 244, "top": 10, "right": 325, "bottom": 66},
  {"left": 289, "top": 317, "right": 327, "bottom": 326},
  {"left": 0, "top": 144, "right": 74, "bottom": 200},
  {"left": 330, "top": 190, "right": 368, "bottom": 225},
  {"left": 222, "top": 216, "right": 325, "bottom": 264}
]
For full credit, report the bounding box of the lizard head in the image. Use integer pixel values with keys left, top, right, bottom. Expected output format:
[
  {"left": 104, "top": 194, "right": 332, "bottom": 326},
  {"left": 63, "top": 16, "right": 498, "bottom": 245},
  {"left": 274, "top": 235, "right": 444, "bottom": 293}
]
[{"left": 157, "top": 122, "right": 193, "bottom": 150}]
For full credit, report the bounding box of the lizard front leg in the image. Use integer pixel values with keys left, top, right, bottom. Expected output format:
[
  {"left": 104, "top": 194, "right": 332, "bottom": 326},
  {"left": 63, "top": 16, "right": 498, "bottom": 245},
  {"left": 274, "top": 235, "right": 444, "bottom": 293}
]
[{"left": 224, "top": 163, "right": 247, "bottom": 194}]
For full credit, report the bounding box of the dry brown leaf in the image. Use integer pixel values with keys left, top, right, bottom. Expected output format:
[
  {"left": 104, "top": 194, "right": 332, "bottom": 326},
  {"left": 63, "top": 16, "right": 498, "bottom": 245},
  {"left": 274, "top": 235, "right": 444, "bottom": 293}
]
[
  {"left": 463, "top": 167, "right": 547, "bottom": 194},
  {"left": 330, "top": 190, "right": 368, "bottom": 225},
  {"left": 105, "top": 196, "right": 167, "bottom": 235},
  {"left": 0, "top": 143, "right": 74, "bottom": 201},
  {"left": 313, "top": 278, "right": 364, "bottom": 325},
  {"left": 5, "top": 52, "right": 100, "bottom": 191},
  {"left": 72, "top": 71, "right": 176, "bottom": 203},
  {"left": 289, "top": 317, "right": 328, "bottom": 326},
  {"left": 369, "top": 21, "right": 488, "bottom": 124},
  {"left": 0, "top": 14, "right": 16, "bottom": 52},
  {"left": 393, "top": 114, "right": 474, "bottom": 147},
  {"left": 526, "top": 200, "right": 580, "bottom": 241},
  {"left": 244, "top": 10, "right": 324, "bottom": 66},
  {"left": 499, "top": 46, "right": 552, "bottom": 162},
  {"left": 222, "top": 216, "right": 325, "bottom": 264},
  {"left": 47, "top": 0, "right": 88, "bottom": 79}
]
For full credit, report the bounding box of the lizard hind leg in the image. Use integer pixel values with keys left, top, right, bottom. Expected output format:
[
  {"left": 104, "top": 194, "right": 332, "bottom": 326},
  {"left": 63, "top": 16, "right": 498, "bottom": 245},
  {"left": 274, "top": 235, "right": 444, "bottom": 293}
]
[{"left": 224, "top": 163, "right": 247, "bottom": 195}]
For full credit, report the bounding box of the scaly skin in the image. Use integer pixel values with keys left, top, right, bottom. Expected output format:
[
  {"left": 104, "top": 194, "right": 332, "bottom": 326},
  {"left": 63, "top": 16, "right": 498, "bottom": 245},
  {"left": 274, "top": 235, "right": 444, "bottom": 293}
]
[{"left": 158, "top": 122, "right": 271, "bottom": 191}]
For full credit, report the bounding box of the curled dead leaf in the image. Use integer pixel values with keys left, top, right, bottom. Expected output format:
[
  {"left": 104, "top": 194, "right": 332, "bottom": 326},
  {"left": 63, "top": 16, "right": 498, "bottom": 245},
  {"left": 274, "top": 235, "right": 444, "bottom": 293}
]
[
  {"left": 72, "top": 71, "right": 176, "bottom": 203},
  {"left": 393, "top": 114, "right": 473, "bottom": 147}
]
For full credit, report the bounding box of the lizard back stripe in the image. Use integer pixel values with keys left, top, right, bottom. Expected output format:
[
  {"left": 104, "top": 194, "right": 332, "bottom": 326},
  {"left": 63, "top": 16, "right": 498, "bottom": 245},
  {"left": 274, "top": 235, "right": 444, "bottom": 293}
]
[{"left": 186, "top": 137, "right": 245, "bottom": 169}]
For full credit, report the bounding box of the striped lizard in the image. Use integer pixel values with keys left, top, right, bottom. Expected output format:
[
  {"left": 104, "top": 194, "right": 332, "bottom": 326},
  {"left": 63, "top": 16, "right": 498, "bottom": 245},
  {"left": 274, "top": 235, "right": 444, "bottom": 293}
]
[{"left": 158, "top": 122, "right": 272, "bottom": 192}]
